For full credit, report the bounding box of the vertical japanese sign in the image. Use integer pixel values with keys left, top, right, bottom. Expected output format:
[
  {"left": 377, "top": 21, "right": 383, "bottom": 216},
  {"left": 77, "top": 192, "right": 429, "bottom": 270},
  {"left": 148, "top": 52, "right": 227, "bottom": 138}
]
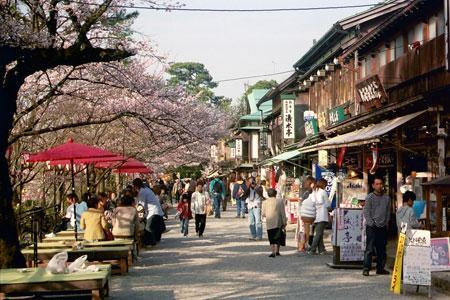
[
  {"left": 235, "top": 139, "right": 242, "bottom": 158},
  {"left": 304, "top": 111, "right": 318, "bottom": 136},
  {"left": 230, "top": 147, "right": 236, "bottom": 159},
  {"left": 283, "top": 99, "right": 295, "bottom": 140}
]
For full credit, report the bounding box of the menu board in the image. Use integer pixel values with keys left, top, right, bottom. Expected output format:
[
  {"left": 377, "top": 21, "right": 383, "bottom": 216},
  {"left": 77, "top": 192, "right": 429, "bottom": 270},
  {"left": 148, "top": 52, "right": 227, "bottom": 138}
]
[
  {"left": 431, "top": 237, "right": 450, "bottom": 272},
  {"left": 334, "top": 208, "right": 364, "bottom": 261},
  {"left": 403, "top": 230, "right": 431, "bottom": 286},
  {"left": 341, "top": 179, "right": 366, "bottom": 208}
]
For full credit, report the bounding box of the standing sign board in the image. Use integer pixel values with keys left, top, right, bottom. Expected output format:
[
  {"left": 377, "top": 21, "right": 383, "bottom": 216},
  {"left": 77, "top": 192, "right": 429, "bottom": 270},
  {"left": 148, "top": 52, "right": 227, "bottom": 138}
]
[
  {"left": 356, "top": 75, "right": 388, "bottom": 111},
  {"left": 403, "top": 230, "right": 431, "bottom": 286},
  {"left": 341, "top": 179, "right": 366, "bottom": 208},
  {"left": 431, "top": 237, "right": 450, "bottom": 272},
  {"left": 235, "top": 139, "right": 242, "bottom": 158},
  {"left": 283, "top": 99, "right": 295, "bottom": 140},
  {"left": 333, "top": 208, "right": 364, "bottom": 261}
]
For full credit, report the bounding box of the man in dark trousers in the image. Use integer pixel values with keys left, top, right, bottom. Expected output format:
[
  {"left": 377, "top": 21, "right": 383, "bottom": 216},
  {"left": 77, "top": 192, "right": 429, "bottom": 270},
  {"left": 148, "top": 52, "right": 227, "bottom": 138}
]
[{"left": 363, "top": 176, "right": 391, "bottom": 276}]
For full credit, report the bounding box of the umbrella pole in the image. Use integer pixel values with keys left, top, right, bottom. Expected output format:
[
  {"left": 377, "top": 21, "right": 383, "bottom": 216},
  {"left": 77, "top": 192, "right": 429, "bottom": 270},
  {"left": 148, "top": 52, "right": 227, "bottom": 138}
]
[
  {"left": 86, "top": 164, "right": 90, "bottom": 192},
  {"left": 71, "top": 159, "right": 78, "bottom": 241}
]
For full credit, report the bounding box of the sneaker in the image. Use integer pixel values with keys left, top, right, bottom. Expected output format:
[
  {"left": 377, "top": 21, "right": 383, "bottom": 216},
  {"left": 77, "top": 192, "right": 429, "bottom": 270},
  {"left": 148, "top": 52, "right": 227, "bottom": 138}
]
[
  {"left": 362, "top": 270, "right": 370, "bottom": 276},
  {"left": 376, "top": 269, "right": 390, "bottom": 275},
  {"left": 45, "top": 232, "right": 56, "bottom": 238}
]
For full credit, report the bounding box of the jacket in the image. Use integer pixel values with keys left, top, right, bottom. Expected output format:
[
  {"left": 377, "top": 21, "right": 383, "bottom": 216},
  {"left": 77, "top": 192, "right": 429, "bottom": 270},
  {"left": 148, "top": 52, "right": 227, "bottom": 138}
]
[
  {"left": 80, "top": 208, "right": 108, "bottom": 241},
  {"left": 300, "top": 193, "right": 316, "bottom": 219},
  {"left": 209, "top": 178, "right": 226, "bottom": 198},
  {"left": 112, "top": 206, "right": 139, "bottom": 237},
  {"left": 177, "top": 201, "right": 192, "bottom": 220},
  {"left": 191, "top": 191, "right": 207, "bottom": 215},
  {"left": 262, "top": 197, "right": 287, "bottom": 230},
  {"left": 396, "top": 205, "right": 420, "bottom": 231},
  {"left": 232, "top": 181, "right": 247, "bottom": 200},
  {"left": 312, "top": 188, "right": 329, "bottom": 223}
]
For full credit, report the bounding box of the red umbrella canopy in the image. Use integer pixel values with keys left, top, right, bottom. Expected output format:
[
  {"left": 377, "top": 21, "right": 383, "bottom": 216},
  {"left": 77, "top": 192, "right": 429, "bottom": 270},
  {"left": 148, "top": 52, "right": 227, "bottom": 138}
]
[
  {"left": 48, "top": 155, "right": 127, "bottom": 166},
  {"left": 27, "top": 138, "right": 118, "bottom": 163},
  {"left": 95, "top": 158, "right": 147, "bottom": 169},
  {"left": 113, "top": 166, "right": 153, "bottom": 174}
]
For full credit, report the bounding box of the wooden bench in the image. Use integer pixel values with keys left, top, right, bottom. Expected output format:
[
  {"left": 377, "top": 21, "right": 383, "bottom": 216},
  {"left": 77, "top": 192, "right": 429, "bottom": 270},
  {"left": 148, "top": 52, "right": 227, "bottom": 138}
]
[
  {"left": 29, "top": 239, "right": 135, "bottom": 266},
  {"left": 22, "top": 246, "right": 129, "bottom": 275},
  {"left": 0, "top": 265, "right": 111, "bottom": 300},
  {"left": 55, "top": 230, "right": 84, "bottom": 238}
]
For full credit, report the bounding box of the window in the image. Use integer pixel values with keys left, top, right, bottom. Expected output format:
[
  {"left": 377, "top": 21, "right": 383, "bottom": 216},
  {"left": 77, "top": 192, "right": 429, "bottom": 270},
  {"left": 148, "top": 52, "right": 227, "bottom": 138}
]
[
  {"left": 360, "top": 59, "right": 366, "bottom": 78},
  {"left": 379, "top": 45, "right": 386, "bottom": 67},
  {"left": 388, "top": 40, "right": 395, "bottom": 63},
  {"left": 395, "top": 35, "right": 404, "bottom": 59},
  {"left": 437, "top": 10, "right": 445, "bottom": 36},
  {"left": 414, "top": 23, "right": 424, "bottom": 44},
  {"left": 429, "top": 16, "right": 437, "bottom": 39}
]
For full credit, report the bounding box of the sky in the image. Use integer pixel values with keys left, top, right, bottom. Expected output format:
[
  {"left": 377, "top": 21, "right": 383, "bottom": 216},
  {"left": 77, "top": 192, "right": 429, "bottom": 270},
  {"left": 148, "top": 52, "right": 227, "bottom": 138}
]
[{"left": 132, "top": 0, "right": 382, "bottom": 100}]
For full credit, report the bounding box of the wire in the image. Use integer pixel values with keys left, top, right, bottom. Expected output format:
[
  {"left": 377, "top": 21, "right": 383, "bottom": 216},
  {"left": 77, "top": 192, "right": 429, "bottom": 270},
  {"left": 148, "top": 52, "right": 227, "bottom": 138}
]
[
  {"left": 216, "top": 70, "right": 293, "bottom": 83},
  {"left": 70, "top": 1, "right": 381, "bottom": 12}
]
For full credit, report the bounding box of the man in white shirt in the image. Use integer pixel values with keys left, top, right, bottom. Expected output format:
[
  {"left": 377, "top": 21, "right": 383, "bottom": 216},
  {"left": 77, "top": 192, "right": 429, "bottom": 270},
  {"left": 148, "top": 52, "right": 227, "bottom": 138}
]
[{"left": 133, "top": 178, "right": 165, "bottom": 246}]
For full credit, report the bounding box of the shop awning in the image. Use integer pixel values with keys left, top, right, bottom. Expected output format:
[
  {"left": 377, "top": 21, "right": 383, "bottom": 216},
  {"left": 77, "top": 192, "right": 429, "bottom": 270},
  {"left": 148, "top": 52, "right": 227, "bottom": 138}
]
[
  {"left": 260, "top": 149, "right": 301, "bottom": 166},
  {"left": 300, "top": 110, "right": 427, "bottom": 153}
]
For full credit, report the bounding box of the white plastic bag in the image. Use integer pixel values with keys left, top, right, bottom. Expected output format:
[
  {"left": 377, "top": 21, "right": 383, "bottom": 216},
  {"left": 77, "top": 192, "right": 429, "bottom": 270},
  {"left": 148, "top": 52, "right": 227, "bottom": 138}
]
[
  {"left": 67, "top": 255, "right": 88, "bottom": 273},
  {"left": 46, "top": 252, "right": 68, "bottom": 274}
]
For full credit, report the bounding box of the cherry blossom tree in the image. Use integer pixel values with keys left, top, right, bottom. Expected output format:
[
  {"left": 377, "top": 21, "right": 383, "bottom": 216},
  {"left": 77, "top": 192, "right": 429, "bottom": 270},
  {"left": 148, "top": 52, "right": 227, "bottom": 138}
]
[{"left": 0, "top": 0, "right": 185, "bottom": 268}]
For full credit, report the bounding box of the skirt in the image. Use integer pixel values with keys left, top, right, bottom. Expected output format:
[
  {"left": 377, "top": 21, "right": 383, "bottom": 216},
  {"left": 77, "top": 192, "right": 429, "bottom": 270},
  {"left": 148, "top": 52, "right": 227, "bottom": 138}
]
[{"left": 267, "top": 227, "right": 285, "bottom": 245}]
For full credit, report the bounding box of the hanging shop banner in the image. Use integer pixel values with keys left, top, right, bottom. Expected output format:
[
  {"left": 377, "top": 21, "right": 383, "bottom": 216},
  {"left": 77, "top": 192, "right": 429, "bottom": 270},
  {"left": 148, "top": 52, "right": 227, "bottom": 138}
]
[
  {"left": 283, "top": 99, "right": 295, "bottom": 140},
  {"left": 403, "top": 230, "right": 431, "bottom": 286},
  {"left": 431, "top": 237, "right": 450, "bottom": 272},
  {"left": 318, "top": 150, "right": 328, "bottom": 167},
  {"left": 356, "top": 75, "right": 388, "bottom": 110},
  {"left": 230, "top": 147, "right": 236, "bottom": 159},
  {"left": 235, "top": 139, "right": 243, "bottom": 158},
  {"left": 328, "top": 105, "right": 348, "bottom": 127},
  {"left": 304, "top": 111, "right": 318, "bottom": 136},
  {"left": 317, "top": 111, "right": 327, "bottom": 129}
]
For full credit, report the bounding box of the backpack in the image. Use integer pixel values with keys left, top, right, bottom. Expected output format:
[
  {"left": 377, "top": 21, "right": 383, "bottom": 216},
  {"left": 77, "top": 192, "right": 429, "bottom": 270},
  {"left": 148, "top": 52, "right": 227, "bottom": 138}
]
[{"left": 213, "top": 180, "right": 222, "bottom": 193}]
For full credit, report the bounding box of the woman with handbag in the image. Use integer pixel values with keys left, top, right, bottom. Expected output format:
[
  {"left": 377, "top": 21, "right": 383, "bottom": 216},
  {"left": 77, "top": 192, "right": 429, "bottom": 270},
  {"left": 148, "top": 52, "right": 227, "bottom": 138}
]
[
  {"left": 262, "top": 188, "right": 287, "bottom": 258},
  {"left": 299, "top": 178, "right": 317, "bottom": 252}
]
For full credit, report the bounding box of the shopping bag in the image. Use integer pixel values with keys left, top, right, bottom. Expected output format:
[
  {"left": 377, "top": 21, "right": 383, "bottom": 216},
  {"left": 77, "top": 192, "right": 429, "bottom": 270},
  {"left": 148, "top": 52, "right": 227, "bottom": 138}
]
[
  {"left": 68, "top": 255, "right": 88, "bottom": 273},
  {"left": 46, "top": 252, "right": 68, "bottom": 274}
]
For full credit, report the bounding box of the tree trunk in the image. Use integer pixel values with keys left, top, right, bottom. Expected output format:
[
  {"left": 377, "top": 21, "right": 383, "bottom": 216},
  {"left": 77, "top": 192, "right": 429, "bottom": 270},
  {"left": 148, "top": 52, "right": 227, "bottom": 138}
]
[{"left": 0, "top": 85, "right": 26, "bottom": 268}]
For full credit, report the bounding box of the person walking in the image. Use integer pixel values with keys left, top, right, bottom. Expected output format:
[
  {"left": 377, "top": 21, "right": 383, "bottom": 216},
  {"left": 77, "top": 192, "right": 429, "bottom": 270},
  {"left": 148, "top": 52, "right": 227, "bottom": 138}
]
[
  {"left": 191, "top": 183, "right": 207, "bottom": 237},
  {"left": 262, "top": 188, "right": 287, "bottom": 257},
  {"left": 209, "top": 174, "right": 225, "bottom": 218},
  {"left": 296, "top": 176, "right": 315, "bottom": 251},
  {"left": 177, "top": 193, "right": 192, "bottom": 237},
  {"left": 245, "top": 178, "right": 263, "bottom": 241},
  {"left": 232, "top": 175, "right": 247, "bottom": 218},
  {"left": 363, "top": 176, "right": 390, "bottom": 276},
  {"left": 396, "top": 191, "right": 422, "bottom": 232},
  {"left": 133, "top": 178, "right": 165, "bottom": 246},
  {"left": 299, "top": 177, "right": 316, "bottom": 253},
  {"left": 308, "top": 178, "right": 329, "bottom": 255}
]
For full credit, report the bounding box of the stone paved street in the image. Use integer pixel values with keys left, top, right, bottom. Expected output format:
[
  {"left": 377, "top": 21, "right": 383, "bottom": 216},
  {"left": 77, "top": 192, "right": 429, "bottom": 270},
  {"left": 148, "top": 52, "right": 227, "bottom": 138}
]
[{"left": 111, "top": 209, "right": 448, "bottom": 299}]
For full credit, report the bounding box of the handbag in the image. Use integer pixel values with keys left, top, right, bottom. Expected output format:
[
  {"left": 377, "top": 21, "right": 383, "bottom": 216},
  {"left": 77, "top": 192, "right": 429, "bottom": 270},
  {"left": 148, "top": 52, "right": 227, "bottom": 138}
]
[
  {"left": 103, "top": 228, "right": 114, "bottom": 241},
  {"left": 280, "top": 227, "right": 286, "bottom": 247}
]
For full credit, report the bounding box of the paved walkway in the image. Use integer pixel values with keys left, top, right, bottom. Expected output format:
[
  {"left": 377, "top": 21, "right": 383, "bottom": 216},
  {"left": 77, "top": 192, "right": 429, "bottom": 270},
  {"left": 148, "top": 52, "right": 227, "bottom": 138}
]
[{"left": 111, "top": 209, "right": 448, "bottom": 299}]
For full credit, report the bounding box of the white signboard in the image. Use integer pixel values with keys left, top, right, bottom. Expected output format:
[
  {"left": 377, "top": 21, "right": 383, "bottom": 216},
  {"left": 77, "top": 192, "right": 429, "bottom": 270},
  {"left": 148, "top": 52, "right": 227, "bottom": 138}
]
[
  {"left": 341, "top": 179, "right": 366, "bottom": 208},
  {"left": 283, "top": 99, "right": 295, "bottom": 139},
  {"left": 335, "top": 208, "right": 364, "bottom": 261},
  {"left": 403, "top": 229, "right": 432, "bottom": 286},
  {"left": 318, "top": 150, "right": 328, "bottom": 167},
  {"left": 235, "top": 139, "right": 242, "bottom": 158},
  {"left": 403, "top": 246, "right": 431, "bottom": 286},
  {"left": 230, "top": 147, "right": 236, "bottom": 159}
]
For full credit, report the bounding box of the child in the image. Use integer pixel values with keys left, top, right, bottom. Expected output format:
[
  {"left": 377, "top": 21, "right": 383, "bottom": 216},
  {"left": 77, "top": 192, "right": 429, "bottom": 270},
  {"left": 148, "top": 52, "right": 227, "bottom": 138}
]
[{"left": 176, "top": 193, "right": 192, "bottom": 237}]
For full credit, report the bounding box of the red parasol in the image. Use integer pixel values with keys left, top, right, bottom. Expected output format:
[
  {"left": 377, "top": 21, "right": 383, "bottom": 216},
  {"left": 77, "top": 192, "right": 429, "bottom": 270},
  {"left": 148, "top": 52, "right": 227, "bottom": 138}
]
[
  {"left": 113, "top": 166, "right": 153, "bottom": 174},
  {"left": 96, "top": 158, "right": 153, "bottom": 174},
  {"left": 27, "top": 138, "right": 119, "bottom": 240}
]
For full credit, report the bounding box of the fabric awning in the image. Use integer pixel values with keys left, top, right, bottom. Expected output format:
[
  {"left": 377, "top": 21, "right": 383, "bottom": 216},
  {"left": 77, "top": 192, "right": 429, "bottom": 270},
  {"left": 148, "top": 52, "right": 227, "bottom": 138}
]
[
  {"left": 260, "top": 149, "right": 301, "bottom": 166},
  {"left": 300, "top": 110, "right": 427, "bottom": 153}
]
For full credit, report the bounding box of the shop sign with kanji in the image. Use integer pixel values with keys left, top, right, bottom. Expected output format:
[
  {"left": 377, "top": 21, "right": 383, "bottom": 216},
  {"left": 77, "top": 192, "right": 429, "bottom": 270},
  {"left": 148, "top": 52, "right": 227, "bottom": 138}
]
[
  {"left": 328, "top": 104, "right": 349, "bottom": 127},
  {"left": 356, "top": 75, "right": 388, "bottom": 110},
  {"left": 283, "top": 99, "right": 295, "bottom": 139},
  {"left": 235, "top": 139, "right": 243, "bottom": 158}
]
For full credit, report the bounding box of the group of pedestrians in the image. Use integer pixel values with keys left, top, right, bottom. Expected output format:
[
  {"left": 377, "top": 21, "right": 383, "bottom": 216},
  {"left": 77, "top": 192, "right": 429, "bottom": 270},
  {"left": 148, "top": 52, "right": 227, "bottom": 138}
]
[{"left": 298, "top": 176, "right": 330, "bottom": 255}]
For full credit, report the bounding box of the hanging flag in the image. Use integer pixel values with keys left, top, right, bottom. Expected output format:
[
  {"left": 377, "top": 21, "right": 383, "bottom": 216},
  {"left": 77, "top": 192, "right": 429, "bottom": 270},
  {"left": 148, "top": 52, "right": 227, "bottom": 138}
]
[{"left": 337, "top": 146, "right": 347, "bottom": 168}]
